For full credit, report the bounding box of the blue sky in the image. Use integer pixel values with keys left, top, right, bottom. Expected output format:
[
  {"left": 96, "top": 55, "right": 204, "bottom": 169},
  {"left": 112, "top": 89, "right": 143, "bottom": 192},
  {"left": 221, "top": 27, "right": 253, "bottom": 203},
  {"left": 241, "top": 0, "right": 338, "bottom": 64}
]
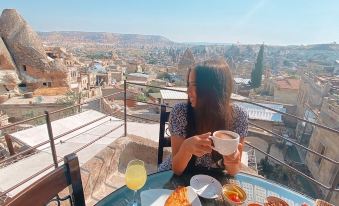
[{"left": 1, "top": 0, "right": 338, "bottom": 45}]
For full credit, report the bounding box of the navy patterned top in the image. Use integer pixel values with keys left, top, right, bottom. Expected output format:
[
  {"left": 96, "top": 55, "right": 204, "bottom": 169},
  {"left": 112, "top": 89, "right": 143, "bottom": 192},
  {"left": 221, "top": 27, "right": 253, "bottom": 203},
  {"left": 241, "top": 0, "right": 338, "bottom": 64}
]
[{"left": 158, "top": 102, "right": 249, "bottom": 171}]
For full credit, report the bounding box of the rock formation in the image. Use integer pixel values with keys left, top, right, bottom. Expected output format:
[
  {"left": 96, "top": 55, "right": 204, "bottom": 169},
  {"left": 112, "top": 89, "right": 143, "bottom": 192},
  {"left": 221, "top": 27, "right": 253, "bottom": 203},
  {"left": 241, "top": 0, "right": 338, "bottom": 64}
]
[
  {"left": 0, "top": 9, "right": 69, "bottom": 92},
  {"left": 177, "top": 48, "right": 195, "bottom": 80},
  {"left": 0, "top": 36, "right": 20, "bottom": 93}
]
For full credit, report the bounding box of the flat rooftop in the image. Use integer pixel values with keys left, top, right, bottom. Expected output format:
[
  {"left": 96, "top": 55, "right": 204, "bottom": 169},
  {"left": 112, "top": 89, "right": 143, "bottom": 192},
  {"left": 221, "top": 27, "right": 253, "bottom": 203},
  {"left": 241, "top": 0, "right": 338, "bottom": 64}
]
[
  {"left": 1, "top": 96, "right": 61, "bottom": 105},
  {"left": 0, "top": 110, "right": 161, "bottom": 197}
]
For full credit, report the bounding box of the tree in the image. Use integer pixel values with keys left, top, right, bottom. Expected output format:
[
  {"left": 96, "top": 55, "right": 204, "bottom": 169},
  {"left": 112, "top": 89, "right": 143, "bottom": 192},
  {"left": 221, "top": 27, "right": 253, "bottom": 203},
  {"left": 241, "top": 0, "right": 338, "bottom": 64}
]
[
  {"left": 157, "top": 72, "right": 171, "bottom": 81},
  {"left": 56, "top": 91, "right": 81, "bottom": 106},
  {"left": 136, "top": 93, "right": 147, "bottom": 102},
  {"left": 251, "top": 44, "right": 264, "bottom": 88},
  {"left": 56, "top": 91, "right": 82, "bottom": 116}
]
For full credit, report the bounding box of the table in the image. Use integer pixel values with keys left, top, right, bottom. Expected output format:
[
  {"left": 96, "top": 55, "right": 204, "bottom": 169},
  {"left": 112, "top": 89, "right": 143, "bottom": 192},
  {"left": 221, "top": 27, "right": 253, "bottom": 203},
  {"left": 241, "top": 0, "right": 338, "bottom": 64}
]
[{"left": 96, "top": 170, "right": 314, "bottom": 206}]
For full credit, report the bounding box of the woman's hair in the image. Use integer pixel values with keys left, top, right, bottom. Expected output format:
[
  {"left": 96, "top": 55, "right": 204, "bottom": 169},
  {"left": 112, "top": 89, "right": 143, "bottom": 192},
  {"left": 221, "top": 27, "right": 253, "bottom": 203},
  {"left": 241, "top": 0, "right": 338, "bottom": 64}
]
[
  {"left": 185, "top": 59, "right": 234, "bottom": 168},
  {"left": 186, "top": 59, "right": 234, "bottom": 137}
]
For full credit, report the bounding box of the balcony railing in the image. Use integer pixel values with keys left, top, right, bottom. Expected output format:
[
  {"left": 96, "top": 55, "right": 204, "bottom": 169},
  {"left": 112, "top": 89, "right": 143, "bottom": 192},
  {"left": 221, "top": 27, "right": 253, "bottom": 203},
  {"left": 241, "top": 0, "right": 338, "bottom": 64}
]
[
  {"left": 0, "top": 81, "right": 338, "bottom": 204},
  {"left": 123, "top": 81, "right": 339, "bottom": 202}
]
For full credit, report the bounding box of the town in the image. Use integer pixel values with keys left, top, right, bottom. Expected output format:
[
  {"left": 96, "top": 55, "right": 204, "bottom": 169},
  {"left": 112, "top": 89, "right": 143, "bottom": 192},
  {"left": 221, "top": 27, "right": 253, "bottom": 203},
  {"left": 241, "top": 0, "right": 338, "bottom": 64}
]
[{"left": 0, "top": 7, "right": 338, "bottom": 206}]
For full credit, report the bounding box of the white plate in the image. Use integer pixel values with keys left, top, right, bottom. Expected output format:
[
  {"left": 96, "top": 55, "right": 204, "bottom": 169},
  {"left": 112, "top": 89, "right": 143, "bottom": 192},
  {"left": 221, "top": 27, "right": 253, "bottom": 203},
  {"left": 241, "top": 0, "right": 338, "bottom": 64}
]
[
  {"left": 140, "top": 189, "right": 172, "bottom": 206},
  {"left": 187, "top": 186, "right": 202, "bottom": 206},
  {"left": 140, "top": 187, "right": 202, "bottom": 206},
  {"left": 190, "top": 175, "right": 223, "bottom": 199}
]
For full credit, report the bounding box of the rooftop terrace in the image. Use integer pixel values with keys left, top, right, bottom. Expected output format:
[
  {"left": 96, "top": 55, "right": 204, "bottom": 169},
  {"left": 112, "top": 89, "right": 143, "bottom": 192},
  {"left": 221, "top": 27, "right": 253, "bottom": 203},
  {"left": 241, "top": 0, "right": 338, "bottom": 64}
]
[{"left": 0, "top": 81, "right": 338, "bottom": 205}]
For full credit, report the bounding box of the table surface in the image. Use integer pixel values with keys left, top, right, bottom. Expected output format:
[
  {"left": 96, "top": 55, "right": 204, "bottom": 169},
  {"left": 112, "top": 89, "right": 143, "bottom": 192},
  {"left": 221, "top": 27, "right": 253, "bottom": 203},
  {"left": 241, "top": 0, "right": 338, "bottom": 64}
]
[{"left": 96, "top": 170, "right": 314, "bottom": 206}]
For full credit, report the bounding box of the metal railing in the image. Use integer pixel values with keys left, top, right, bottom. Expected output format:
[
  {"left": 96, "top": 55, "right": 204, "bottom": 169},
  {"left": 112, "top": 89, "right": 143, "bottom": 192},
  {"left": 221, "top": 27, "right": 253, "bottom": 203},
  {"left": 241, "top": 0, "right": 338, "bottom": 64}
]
[
  {"left": 0, "top": 91, "right": 124, "bottom": 200},
  {"left": 123, "top": 81, "right": 339, "bottom": 202},
  {"left": 0, "top": 81, "right": 338, "bottom": 203}
]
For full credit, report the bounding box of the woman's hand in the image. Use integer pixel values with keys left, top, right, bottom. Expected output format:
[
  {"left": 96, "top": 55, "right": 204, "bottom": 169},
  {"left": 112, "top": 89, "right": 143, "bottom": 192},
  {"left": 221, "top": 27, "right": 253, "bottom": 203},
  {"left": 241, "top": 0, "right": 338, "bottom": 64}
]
[
  {"left": 182, "top": 132, "right": 212, "bottom": 157},
  {"left": 223, "top": 143, "right": 243, "bottom": 175}
]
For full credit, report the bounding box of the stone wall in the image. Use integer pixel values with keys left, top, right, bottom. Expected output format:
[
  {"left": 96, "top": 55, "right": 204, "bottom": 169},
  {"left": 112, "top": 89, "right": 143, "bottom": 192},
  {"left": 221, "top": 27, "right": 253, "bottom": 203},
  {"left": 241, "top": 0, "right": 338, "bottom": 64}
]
[
  {"left": 305, "top": 98, "right": 339, "bottom": 204},
  {"left": 80, "top": 135, "right": 163, "bottom": 205},
  {"left": 274, "top": 87, "right": 298, "bottom": 105},
  {"left": 0, "top": 103, "right": 73, "bottom": 123},
  {"left": 305, "top": 127, "right": 339, "bottom": 204}
]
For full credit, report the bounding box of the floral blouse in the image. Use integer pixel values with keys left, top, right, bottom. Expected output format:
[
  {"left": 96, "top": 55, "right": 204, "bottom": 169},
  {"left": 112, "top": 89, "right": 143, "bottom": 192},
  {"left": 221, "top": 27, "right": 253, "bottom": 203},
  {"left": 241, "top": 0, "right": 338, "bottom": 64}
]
[{"left": 158, "top": 102, "right": 249, "bottom": 172}]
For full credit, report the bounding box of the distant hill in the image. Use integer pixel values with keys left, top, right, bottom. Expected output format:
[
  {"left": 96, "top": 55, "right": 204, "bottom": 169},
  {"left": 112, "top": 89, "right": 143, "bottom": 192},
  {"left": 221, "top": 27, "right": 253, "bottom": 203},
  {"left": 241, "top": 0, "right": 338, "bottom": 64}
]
[{"left": 38, "top": 31, "right": 175, "bottom": 47}]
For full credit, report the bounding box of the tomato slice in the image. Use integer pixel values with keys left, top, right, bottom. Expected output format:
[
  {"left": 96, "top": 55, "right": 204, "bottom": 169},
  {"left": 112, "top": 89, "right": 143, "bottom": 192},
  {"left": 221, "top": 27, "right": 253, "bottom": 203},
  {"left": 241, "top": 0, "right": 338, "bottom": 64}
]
[{"left": 228, "top": 194, "right": 241, "bottom": 202}]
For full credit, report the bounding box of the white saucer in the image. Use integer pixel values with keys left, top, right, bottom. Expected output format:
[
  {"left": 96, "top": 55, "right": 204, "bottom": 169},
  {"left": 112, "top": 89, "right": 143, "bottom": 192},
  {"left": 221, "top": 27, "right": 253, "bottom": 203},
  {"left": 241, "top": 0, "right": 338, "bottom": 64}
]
[{"left": 190, "top": 175, "right": 223, "bottom": 199}]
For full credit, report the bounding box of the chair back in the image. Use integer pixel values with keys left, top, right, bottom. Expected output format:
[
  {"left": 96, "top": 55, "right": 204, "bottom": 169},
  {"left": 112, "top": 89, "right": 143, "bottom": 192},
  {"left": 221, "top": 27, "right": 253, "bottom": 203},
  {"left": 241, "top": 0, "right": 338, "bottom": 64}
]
[
  {"left": 158, "top": 104, "right": 171, "bottom": 166},
  {"left": 5, "top": 153, "right": 85, "bottom": 206}
]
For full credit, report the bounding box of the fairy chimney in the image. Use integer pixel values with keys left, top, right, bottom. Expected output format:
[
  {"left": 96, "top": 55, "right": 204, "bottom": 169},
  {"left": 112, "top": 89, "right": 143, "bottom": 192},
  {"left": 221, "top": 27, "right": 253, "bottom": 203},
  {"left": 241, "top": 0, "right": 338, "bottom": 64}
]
[
  {"left": 178, "top": 48, "right": 195, "bottom": 80},
  {"left": 0, "top": 9, "right": 69, "bottom": 92}
]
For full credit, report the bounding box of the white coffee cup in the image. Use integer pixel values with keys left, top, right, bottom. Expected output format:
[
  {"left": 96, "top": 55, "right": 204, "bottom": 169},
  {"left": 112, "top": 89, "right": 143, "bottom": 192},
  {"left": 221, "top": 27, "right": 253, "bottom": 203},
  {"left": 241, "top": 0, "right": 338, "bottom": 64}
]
[{"left": 209, "top": 130, "right": 240, "bottom": 156}]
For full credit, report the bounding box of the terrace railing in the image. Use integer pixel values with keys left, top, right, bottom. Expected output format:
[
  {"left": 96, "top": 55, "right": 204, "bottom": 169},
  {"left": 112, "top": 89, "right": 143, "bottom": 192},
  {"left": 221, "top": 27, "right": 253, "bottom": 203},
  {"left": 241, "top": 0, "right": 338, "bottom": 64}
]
[
  {"left": 0, "top": 80, "right": 338, "bottom": 204},
  {"left": 0, "top": 91, "right": 124, "bottom": 203},
  {"left": 123, "top": 81, "right": 339, "bottom": 203}
]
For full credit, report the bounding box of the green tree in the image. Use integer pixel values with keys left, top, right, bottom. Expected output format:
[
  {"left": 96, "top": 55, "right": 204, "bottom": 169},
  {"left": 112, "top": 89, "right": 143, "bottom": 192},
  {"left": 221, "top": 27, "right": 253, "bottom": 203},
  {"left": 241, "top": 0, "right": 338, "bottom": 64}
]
[
  {"left": 251, "top": 44, "right": 264, "bottom": 88},
  {"left": 56, "top": 91, "right": 82, "bottom": 116},
  {"left": 136, "top": 93, "right": 147, "bottom": 102},
  {"left": 56, "top": 91, "right": 81, "bottom": 106},
  {"left": 157, "top": 72, "right": 171, "bottom": 81}
]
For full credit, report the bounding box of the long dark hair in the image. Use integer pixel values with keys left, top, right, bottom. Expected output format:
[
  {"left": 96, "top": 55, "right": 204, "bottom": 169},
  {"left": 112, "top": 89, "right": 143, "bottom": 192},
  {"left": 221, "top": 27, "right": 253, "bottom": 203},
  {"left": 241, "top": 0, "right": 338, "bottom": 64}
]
[{"left": 186, "top": 59, "right": 234, "bottom": 168}]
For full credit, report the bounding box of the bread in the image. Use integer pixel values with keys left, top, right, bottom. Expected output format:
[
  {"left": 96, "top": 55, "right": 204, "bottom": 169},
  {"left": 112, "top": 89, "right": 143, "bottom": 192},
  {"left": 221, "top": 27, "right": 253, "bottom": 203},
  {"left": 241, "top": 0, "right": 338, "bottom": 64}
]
[
  {"left": 265, "top": 196, "right": 289, "bottom": 206},
  {"left": 315, "top": 199, "right": 334, "bottom": 206},
  {"left": 165, "top": 186, "right": 191, "bottom": 206}
]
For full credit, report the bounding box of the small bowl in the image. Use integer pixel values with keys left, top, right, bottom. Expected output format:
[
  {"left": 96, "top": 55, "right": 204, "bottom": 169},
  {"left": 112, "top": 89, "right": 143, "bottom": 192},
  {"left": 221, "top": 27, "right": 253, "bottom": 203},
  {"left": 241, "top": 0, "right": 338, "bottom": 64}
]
[
  {"left": 265, "top": 196, "right": 289, "bottom": 206},
  {"left": 222, "top": 184, "right": 247, "bottom": 205}
]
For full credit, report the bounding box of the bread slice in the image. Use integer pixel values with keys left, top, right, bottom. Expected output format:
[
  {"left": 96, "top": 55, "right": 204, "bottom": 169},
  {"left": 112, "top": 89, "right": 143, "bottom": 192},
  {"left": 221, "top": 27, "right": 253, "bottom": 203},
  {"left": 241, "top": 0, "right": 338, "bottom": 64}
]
[{"left": 165, "top": 186, "right": 192, "bottom": 206}]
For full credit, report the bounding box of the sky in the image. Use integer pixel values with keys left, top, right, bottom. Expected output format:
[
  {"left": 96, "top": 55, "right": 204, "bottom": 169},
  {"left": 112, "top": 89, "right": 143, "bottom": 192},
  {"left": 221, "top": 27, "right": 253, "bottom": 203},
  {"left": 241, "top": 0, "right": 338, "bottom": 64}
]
[{"left": 1, "top": 0, "right": 338, "bottom": 45}]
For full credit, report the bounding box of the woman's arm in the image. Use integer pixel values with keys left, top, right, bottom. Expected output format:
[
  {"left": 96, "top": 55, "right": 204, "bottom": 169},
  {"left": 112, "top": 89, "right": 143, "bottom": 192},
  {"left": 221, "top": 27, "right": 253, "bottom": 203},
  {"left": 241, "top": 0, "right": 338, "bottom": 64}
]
[
  {"left": 171, "top": 136, "right": 193, "bottom": 176},
  {"left": 223, "top": 137, "right": 245, "bottom": 175},
  {"left": 171, "top": 133, "right": 212, "bottom": 176}
]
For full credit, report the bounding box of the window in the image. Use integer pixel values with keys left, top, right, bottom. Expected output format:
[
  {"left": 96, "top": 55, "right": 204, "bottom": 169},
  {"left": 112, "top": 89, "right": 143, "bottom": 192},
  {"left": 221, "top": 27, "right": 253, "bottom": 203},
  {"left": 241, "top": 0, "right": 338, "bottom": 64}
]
[
  {"left": 23, "top": 65, "right": 27, "bottom": 71},
  {"left": 43, "top": 82, "right": 52, "bottom": 87},
  {"left": 316, "top": 143, "right": 325, "bottom": 166}
]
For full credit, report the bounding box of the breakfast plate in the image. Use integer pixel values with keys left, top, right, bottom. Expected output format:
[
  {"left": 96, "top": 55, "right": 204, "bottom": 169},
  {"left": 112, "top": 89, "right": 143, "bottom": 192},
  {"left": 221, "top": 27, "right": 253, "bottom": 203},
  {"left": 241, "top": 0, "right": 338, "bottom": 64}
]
[{"left": 140, "top": 186, "right": 201, "bottom": 206}]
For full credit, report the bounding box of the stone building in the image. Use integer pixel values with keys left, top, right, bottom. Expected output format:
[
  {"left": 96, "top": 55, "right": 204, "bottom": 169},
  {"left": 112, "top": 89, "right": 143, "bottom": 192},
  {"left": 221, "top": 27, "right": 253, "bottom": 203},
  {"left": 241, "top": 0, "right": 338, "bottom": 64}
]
[
  {"left": 0, "top": 111, "right": 9, "bottom": 127},
  {"left": 111, "top": 71, "right": 123, "bottom": 83},
  {"left": 294, "top": 72, "right": 339, "bottom": 203},
  {"left": 295, "top": 73, "right": 334, "bottom": 155},
  {"left": 159, "top": 88, "right": 187, "bottom": 108},
  {"left": 126, "top": 60, "right": 139, "bottom": 74},
  {"left": 273, "top": 78, "right": 300, "bottom": 105},
  {"left": 96, "top": 72, "right": 112, "bottom": 87},
  {"left": 126, "top": 73, "right": 149, "bottom": 82},
  {"left": 0, "top": 9, "right": 69, "bottom": 92},
  {"left": 305, "top": 97, "right": 339, "bottom": 203},
  {"left": 177, "top": 48, "right": 195, "bottom": 81},
  {"left": 45, "top": 46, "right": 81, "bottom": 67}
]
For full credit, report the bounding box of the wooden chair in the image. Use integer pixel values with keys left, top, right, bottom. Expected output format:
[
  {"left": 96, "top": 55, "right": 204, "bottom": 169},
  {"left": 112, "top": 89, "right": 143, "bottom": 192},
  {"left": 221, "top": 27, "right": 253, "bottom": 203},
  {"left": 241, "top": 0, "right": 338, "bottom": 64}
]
[
  {"left": 5, "top": 153, "right": 85, "bottom": 206},
  {"left": 157, "top": 104, "right": 171, "bottom": 166}
]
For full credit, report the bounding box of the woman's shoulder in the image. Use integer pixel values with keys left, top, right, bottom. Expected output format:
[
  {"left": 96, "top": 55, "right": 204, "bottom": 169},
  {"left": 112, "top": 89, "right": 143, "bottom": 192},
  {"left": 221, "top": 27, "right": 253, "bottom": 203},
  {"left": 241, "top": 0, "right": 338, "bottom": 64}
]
[
  {"left": 168, "top": 102, "right": 189, "bottom": 137},
  {"left": 171, "top": 102, "right": 188, "bottom": 114},
  {"left": 232, "top": 103, "right": 248, "bottom": 120},
  {"left": 232, "top": 103, "right": 249, "bottom": 137}
]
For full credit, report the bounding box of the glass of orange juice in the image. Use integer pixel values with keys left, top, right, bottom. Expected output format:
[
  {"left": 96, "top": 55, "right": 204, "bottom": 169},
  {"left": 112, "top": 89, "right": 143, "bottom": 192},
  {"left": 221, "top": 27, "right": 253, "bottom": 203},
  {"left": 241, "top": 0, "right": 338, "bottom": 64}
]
[{"left": 125, "top": 159, "right": 147, "bottom": 206}]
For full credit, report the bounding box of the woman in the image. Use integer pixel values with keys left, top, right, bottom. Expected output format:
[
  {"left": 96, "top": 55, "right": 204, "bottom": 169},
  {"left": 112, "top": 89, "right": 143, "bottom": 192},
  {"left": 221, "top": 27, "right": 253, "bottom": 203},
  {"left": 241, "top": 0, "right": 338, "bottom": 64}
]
[{"left": 159, "top": 59, "right": 248, "bottom": 176}]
